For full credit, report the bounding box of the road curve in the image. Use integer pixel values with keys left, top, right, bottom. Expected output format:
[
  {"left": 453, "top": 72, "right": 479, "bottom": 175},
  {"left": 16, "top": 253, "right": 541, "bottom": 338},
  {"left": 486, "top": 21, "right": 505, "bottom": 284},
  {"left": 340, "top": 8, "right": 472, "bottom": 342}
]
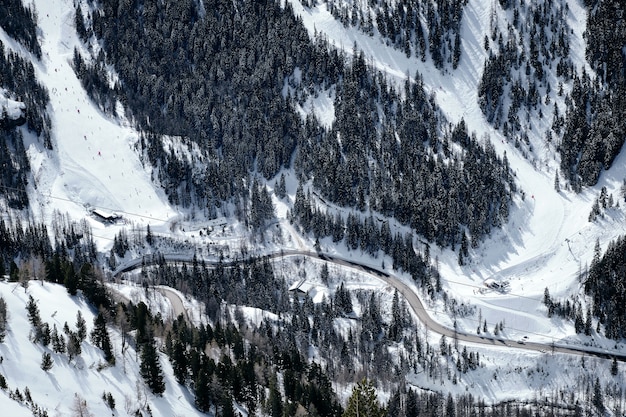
[
  {"left": 113, "top": 250, "right": 626, "bottom": 362},
  {"left": 157, "top": 287, "right": 189, "bottom": 322}
]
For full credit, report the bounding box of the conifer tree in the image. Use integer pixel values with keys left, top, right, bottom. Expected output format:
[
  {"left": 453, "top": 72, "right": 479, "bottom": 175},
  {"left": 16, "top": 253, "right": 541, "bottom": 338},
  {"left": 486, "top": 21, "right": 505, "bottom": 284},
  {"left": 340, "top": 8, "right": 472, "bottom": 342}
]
[
  {"left": 76, "top": 311, "right": 87, "bottom": 342},
  {"left": 171, "top": 339, "right": 187, "bottom": 384},
  {"left": 140, "top": 337, "right": 165, "bottom": 395},
  {"left": 91, "top": 312, "right": 115, "bottom": 364},
  {"left": 40, "top": 352, "right": 54, "bottom": 371},
  {"left": 342, "top": 379, "right": 384, "bottom": 417},
  {"left": 0, "top": 297, "right": 7, "bottom": 342}
]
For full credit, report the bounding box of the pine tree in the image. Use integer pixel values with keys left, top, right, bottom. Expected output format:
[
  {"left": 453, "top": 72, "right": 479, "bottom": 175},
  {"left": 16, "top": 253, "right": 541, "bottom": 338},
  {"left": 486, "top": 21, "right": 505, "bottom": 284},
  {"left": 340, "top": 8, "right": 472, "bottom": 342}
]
[
  {"left": 268, "top": 373, "right": 283, "bottom": 417},
  {"left": 67, "top": 331, "right": 82, "bottom": 362},
  {"left": 553, "top": 171, "right": 560, "bottom": 192},
  {"left": 0, "top": 297, "right": 7, "bottom": 342},
  {"left": 221, "top": 392, "right": 236, "bottom": 417},
  {"left": 90, "top": 312, "right": 115, "bottom": 364},
  {"left": 276, "top": 173, "right": 287, "bottom": 199},
  {"left": 194, "top": 368, "right": 212, "bottom": 412},
  {"left": 171, "top": 340, "right": 187, "bottom": 384},
  {"left": 146, "top": 224, "right": 154, "bottom": 246},
  {"left": 103, "top": 391, "right": 115, "bottom": 410},
  {"left": 74, "top": 5, "right": 88, "bottom": 42},
  {"left": 64, "top": 264, "right": 78, "bottom": 296},
  {"left": 140, "top": 337, "right": 165, "bottom": 395},
  {"left": 76, "top": 311, "right": 87, "bottom": 342},
  {"left": 40, "top": 352, "right": 54, "bottom": 371},
  {"left": 342, "top": 379, "right": 384, "bottom": 417},
  {"left": 26, "top": 295, "right": 41, "bottom": 327},
  {"left": 593, "top": 377, "right": 604, "bottom": 413}
]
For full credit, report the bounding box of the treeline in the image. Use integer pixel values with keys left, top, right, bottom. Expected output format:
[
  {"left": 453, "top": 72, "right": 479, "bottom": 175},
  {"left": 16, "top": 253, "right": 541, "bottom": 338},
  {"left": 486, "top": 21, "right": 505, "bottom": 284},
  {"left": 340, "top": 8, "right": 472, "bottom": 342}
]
[
  {"left": 74, "top": 0, "right": 515, "bottom": 250},
  {"left": 0, "top": 32, "right": 51, "bottom": 147},
  {"left": 559, "top": 0, "right": 626, "bottom": 189},
  {"left": 0, "top": 213, "right": 98, "bottom": 295},
  {"left": 0, "top": 36, "right": 52, "bottom": 209},
  {"left": 478, "top": 0, "right": 573, "bottom": 149},
  {"left": 585, "top": 237, "right": 626, "bottom": 339},
  {"left": 0, "top": 0, "right": 41, "bottom": 58},
  {"left": 318, "top": 0, "right": 466, "bottom": 69},
  {"left": 477, "top": 0, "right": 626, "bottom": 190}
]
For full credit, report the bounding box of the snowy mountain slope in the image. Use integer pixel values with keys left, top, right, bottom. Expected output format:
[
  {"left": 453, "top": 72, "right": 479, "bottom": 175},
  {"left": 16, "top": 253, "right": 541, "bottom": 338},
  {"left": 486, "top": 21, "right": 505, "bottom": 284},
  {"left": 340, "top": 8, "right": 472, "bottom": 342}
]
[
  {"left": 286, "top": 0, "right": 626, "bottom": 349},
  {"left": 2, "top": 0, "right": 626, "bottom": 411},
  {"left": 6, "top": 0, "right": 623, "bottom": 354},
  {"left": 0, "top": 281, "right": 205, "bottom": 417},
  {"left": 0, "top": 0, "right": 176, "bottom": 244}
]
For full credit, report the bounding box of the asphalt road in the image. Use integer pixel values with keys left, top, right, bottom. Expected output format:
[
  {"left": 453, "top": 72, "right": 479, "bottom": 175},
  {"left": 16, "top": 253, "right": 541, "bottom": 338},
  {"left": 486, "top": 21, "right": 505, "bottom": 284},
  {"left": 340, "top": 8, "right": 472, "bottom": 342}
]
[
  {"left": 157, "top": 287, "right": 189, "bottom": 322},
  {"left": 114, "top": 249, "right": 626, "bottom": 362}
]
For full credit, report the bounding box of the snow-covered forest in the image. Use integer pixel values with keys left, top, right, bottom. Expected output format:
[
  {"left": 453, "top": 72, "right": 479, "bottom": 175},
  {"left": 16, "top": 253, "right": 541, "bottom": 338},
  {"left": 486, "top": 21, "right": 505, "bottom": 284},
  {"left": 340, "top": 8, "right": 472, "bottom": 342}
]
[{"left": 2, "top": 0, "right": 626, "bottom": 415}]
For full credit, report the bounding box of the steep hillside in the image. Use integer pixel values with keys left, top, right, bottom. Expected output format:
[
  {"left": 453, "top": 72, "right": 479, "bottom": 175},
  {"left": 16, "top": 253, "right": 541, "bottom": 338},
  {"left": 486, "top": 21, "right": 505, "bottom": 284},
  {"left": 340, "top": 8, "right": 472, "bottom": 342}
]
[
  {"left": 2, "top": 0, "right": 626, "bottom": 415},
  {"left": 0, "top": 281, "right": 205, "bottom": 417}
]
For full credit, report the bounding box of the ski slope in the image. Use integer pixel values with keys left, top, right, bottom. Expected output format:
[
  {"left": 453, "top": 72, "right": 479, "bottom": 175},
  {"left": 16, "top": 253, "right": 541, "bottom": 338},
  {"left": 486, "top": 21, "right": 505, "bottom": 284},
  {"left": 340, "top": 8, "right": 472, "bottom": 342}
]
[
  {"left": 1, "top": 0, "right": 177, "bottom": 246},
  {"left": 0, "top": 0, "right": 625, "bottom": 406}
]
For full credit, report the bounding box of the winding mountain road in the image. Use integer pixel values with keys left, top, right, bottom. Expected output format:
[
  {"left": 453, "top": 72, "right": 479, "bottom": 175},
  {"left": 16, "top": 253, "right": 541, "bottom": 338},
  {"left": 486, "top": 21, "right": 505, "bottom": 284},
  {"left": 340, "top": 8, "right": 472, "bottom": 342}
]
[{"left": 114, "top": 250, "right": 626, "bottom": 362}]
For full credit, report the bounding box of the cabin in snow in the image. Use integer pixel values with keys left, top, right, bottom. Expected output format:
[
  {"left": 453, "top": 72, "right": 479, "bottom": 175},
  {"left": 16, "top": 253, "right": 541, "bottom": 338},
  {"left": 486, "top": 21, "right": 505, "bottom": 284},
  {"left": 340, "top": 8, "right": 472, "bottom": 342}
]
[
  {"left": 288, "top": 279, "right": 315, "bottom": 300},
  {"left": 90, "top": 208, "right": 120, "bottom": 224},
  {"left": 484, "top": 278, "right": 509, "bottom": 292}
]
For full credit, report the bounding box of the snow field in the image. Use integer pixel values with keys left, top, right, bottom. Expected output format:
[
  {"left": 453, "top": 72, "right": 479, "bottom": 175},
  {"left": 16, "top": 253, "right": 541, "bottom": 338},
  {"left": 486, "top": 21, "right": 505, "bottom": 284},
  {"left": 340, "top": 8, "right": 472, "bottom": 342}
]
[{"left": 0, "top": 280, "right": 205, "bottom": 417}]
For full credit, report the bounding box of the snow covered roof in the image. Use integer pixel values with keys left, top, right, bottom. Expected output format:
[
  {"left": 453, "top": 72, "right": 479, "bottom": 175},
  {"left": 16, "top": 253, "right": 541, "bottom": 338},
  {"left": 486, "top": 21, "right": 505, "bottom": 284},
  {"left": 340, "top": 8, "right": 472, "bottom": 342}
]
[
  {"left": 288, "top": 279, "right": 314, "bottom": 294},
  {"left": 91, "top": 208, "right": 120, "bottom": 221}
]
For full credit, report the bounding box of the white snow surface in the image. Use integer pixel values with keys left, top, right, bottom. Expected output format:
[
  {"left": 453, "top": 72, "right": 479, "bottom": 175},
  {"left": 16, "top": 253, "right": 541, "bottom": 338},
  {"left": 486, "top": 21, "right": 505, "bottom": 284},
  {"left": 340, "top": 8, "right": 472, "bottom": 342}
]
[
  {"left": 0, "top": 281, "right": 205, "bottom": 417},
  {"left": 0, "top": 0, "right": 177, "bottom": 248},
  {"left": 0, "top": 0, "right": 624, "bottom": 407},
  {"left": 0, "top": 89, "right": 25, "bottom": 121},
  {"left": 287, "top": 0, "right": 626, "bottom": 351}
]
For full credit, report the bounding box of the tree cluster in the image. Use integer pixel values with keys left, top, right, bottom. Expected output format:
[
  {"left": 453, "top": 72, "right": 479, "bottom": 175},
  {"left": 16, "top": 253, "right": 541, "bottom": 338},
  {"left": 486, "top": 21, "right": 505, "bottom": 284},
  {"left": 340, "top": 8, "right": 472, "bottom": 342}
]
[
  {"left": 0, "top": 35, "right": 52, "bottom": 209},
  {"left": 321, "top": 0, "right": 466, "bottom": 69},
  {"left": 76, "top": 0, "right": 516, "bottom": 248},
  {"left": 478, "top": 0, "right": 573, "bottom": 145},
  {"left": 558, "top": 0, "right": 626, "bottom": 188},
  {"left": 585, "top": 236, "right": 626, "bottom": 339},
  {"left": 0, "top": 0, "right": 41, "bottom": 58},
  {"left": 0, "top": 40, "right": 51, "bottom": 147}
]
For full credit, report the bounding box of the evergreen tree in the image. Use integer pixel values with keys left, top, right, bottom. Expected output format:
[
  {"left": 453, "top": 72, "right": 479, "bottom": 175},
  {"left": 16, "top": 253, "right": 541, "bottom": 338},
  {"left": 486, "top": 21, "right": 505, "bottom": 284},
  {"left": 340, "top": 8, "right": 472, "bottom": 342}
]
[
  {"left": 276, "top": 173, "right": 287, "bottom": 199},
  {"left": 67, "top": 330, "right": 82, "bottom": 362},
  {"left": 0, "top": 297, "right": 7, "bottom": 342},
  {"left": 64, "top": 263, "right": 78, "bottom": 296},
  {"left": 194, "top": 367, "right": 212, "bottom": 412},
  {"left": 40, "top": 352, "right": 54, "bottom": 371},
  {"left": 140, "top": 337, "right": 166, "bottom": 395},
  {"left": 220, "top": 392, "right": 236, "bottom": 417},
  {"left": 74, "top": 4, "right": 88, "bottom": 42},
  {"left": 342, "top": 379, "right": 384, "bottom": 417},
  {"left": 268, "top": 373, "right": 283, "bottom": 417},
  {"left": 26, "top": 295, "right": 40, "bottom": 327},
  {"left": 90, "top": 312, "right": 115, "bottom": 364},
  {"left": 554, "top": 172, "right": 560, "bottom": 192},
  {"left": 76, "top": 311, "right": 87, "bottom": 342},
  {"left": 593, "top": 377, "right": 604, "bottom": 413},
  {"left": 146, "top": 225, "right": 154, "bottom": 246},
  {"left": 171, "top": 339, "right": 187, "bottom": 384}
]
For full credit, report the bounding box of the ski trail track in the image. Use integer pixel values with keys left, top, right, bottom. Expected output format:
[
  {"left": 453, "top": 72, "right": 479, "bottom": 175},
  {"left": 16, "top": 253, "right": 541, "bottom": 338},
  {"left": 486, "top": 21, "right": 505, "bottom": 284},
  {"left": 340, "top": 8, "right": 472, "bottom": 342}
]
[{"left": 23, "top": 0, "right": 175, "bottom": 240}]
